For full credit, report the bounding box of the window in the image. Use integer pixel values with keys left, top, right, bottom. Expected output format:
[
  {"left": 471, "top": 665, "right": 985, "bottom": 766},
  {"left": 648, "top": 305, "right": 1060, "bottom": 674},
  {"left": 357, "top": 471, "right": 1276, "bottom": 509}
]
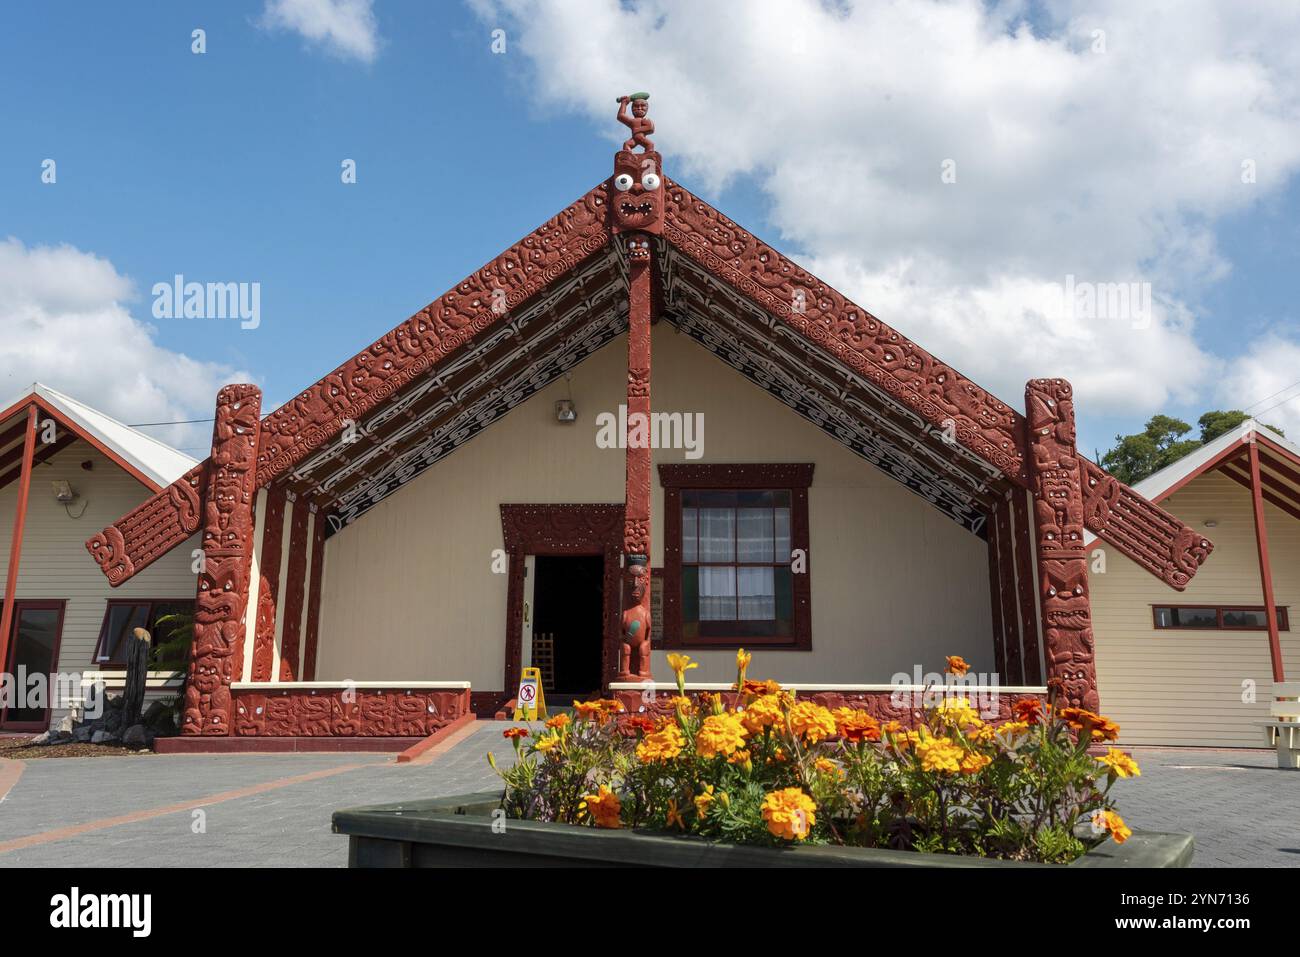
[
  {"left": 94, "top": 600, "right": 194, "bottom": 666},
  {"left": 660, "top": 464, "right": 813, "bottom": 649},
  {"left": 1153, "top": 605, "right": 1289, "bottom": 631}
]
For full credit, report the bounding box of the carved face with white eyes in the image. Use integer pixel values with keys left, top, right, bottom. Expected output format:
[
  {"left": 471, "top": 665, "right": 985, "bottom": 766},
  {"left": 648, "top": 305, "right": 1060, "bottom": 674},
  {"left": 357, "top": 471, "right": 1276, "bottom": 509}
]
[{"left": 610, "top": 149, "right": 663, "bottom": 235}]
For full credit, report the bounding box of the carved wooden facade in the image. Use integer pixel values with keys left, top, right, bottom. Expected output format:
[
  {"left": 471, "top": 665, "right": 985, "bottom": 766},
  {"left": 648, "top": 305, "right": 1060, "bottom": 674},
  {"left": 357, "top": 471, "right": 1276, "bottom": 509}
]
[{"left": 84, "top": 97, "right": 1214, "bottom": 736}]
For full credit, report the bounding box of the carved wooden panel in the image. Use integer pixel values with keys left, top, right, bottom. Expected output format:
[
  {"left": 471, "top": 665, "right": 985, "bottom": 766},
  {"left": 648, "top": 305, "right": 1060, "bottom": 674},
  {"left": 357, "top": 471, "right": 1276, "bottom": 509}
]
[
  {"left": 278, "top": 500, "right": 311, "bottom": 681},
  {"left": 301, "top": 512, "right": 327, "bottom": 681},
  {"left": 232, "top": 687, "right": 470, "bottom": 736},
  {"left": 1081, "top": 458, "right": 1213, "bottom": 591},
  {"left": 86, "top": 464, "right": 205, "bottom": 585}
]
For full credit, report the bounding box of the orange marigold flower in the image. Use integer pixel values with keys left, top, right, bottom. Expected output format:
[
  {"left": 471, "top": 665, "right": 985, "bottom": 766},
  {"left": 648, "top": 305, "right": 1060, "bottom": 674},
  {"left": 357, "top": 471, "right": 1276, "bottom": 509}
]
[
  {"left": 761, "top": 788, "right": 817, "bottom": 841},
  {"left": 958, "top": 750, "right": 992, "bottom": 774},
  {"left": 580, "top": 785, "right": 622, "bottom": 829},
  {"left": 696, "top": 713, "right": 748, "bottom": 758},
  {"left": 739, "top": 695, "right": 784, "bottom": 735},
  {"left": 814, "top": 757, "right": 844, "bottom": 778},
  {"left": 788, "top": 701, "right": 837, "bottom": 743},
  {"left": 666, "top": 798, "right": 686, "bottom": 830},
  {"left": 946, "top": 655, "right": 971, "bottom": 676},
  {"left": 1092, "top": 809, "right": 1132, "bottom": 845},
  {"left": 636, "top": 724, "right": 685, "bottom": 763},
  {"left": 545, "top": 713, "right": 571, "bottom": 730},
  {"left": 571, "top": 700, "right": 604, "bottom": 721},
  {"left": 502, "top": 727, "right": 529, "bottom": 740},
  {"left": 1059, "top": 707, "right": 1121, "bottom": 742},
  {"left": 694, "top": 785, "right": 716, "bottom": 818},
  {"left": 833, "top": 707, "right": 882, "bottom": 743},
  {"left": 623, "top": 715, "right": 657, "bottom": 735},
  {"left": 1012, "top": 697, "right": 1045, "bottom": 725}
]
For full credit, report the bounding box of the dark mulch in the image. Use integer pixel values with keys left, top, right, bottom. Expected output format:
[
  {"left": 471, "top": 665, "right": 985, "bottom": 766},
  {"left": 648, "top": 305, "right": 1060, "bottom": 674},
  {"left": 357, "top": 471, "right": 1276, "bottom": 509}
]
[{"left": 0, "top": 735, "right": 152, "bottom": 760}]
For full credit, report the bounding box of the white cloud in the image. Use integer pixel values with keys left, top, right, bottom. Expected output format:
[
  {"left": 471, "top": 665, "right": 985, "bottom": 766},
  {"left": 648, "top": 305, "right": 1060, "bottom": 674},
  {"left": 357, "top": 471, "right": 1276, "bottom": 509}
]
[
  {"left": 1214, "top": 333, "right": 1300, "bottom": 438},
  {"left": 0, "top": 238, "right": 254, "bottom": 455},
  {"left": 259, "top": 0, "right": 380, "bottom": 63},
  {"left": 471, "top": 0, "right": 1300, "bottom": 424}
]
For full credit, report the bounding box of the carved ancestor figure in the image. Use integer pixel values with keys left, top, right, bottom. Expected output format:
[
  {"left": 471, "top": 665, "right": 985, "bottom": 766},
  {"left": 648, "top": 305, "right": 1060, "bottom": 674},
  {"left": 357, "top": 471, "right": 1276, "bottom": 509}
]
[
  {"left": 1025, "top": 378, "right": 1099, "bottom": 710},
  {"left": 620, "top": 556, "right": 653, "bottom": 680},
  {"left": 183, "top": 384, "right": 261, "bottom": 735},
  {"left": 616, "top": 92, "right": 654, "bottom": 152}
]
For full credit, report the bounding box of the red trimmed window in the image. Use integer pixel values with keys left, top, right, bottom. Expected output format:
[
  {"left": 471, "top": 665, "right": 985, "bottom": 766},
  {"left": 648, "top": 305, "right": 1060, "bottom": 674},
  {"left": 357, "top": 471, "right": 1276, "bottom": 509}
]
[
  {"left": 1153, "top": 605, "right": 1288, "bottom": 631},
  {"left": 660, "top": 464, "right": 812, "bottom": 649},
  {"left": 94, "top": 600, "right": 194, "bottom": 666}
]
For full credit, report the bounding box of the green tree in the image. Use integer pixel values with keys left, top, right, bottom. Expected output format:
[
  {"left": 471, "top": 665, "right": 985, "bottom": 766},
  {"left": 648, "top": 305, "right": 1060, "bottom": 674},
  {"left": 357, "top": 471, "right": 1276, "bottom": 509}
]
[
  {"left": 1098, "top": 415, "right": 1200, "bottom": 485},
  {"left": 1099, "top": 410, "right": 1285, "bottom": 485},
  {"left": 1198, "top": 409, "right": 1284, "bottom": 444}
]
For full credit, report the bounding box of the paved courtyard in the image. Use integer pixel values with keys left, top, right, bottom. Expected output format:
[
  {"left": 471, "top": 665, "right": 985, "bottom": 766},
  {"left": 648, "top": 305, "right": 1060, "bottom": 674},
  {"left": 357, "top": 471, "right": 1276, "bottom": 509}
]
[{"left": 0, "top": 725, "right": 1294, "bottom": 867}]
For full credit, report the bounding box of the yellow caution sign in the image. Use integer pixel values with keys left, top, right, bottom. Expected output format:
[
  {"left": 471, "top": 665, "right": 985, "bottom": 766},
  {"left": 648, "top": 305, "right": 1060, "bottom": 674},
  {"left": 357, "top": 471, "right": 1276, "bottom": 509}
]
[{"left": 512, "top": 667, "right": 548, "bottom": 721}]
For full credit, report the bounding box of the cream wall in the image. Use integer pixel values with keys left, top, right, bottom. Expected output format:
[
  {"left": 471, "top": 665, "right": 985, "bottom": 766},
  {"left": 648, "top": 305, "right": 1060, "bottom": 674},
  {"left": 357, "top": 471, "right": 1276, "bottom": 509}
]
[
  {"left": 0, "top": 439, "right": 199, "bottom": 725},
  {"left": 1092, "top": 469, "right": 1300, "bottom": 747},
  {"left": 316, "top": 326, "right": 994, "bottom": 690}
]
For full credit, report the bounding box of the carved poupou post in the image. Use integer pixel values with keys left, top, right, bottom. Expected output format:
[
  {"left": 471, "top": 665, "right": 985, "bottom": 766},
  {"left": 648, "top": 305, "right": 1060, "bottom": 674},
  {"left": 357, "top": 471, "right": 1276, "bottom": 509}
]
[
  {"left": 612, "top": 93, "right": 663, "bottom": 682},
  {"left": 183, "top": 384, "right": 261, "bottom": 735},
  {"left": 1025, "top": 378, "right": 1099, "bottom": 711}
]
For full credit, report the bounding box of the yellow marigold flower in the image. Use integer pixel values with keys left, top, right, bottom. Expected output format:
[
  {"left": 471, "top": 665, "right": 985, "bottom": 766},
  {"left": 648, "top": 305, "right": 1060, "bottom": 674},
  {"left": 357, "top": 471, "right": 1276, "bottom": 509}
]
[
  {"left": 696, "top": 713, "right": 748, "bottom": 758},
  {"left": 882, "top": 720, "right": 904, "bottom": 736},
  {"left": 788, "top": 701, "right": 837, "bottom": 743},
  {"left": 1097, "top": 748, "right": 1141, "bottom": 779},
  {"left": 958, "top": 750, "right": 992, "bottom": 774},
  {"left": 579, "top": 786, "right": 622, "bottom": 829},
  {"left": 1092, "top": 809, "right": 1132, "bottom": 845},
  {"left": 727, "top": 748, "right": 751, "bottom": 765},
  {"left": 534, "top": 733, "right": 562, "bottom": 753},
  {"left": 915, "top": 732, "right": 963, "bottom": 773},
  {"left": 666, "top": 653, "right": 698, "bottom": 677},
  {"left": 761, "top": 788, "right": 817, "bottom": 841},
  {"left": 636, "top": 724, "right": 685, "bottom": 763},
  {"left": 935, "top": 696, "right": 983, "bottom": 730},
  {"left": 740, "top": 695, "right": 784, "bottom": 734},
  {"left": 667, "top": 695, "right": 695, "bottom": 713},
  {"left": 946, "top": 655, "right": 971, "bottom": 676},
  {"left": 969, "top": 723, "right": 997, "bottom": 744},
  {"left": 891, "top": 729, "right": 921, "bottom": 752},
  {"left": 995, "top": 719, "right": 1030, "bottom": 738},
  {"left": 694, "top": 784, "right": 715, "bottom": 818}
]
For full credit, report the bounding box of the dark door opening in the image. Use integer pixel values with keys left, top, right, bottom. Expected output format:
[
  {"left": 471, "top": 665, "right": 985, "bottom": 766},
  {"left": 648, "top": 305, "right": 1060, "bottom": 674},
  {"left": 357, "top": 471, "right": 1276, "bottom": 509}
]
[
  {"left": 0, "top": 600, "right": 66, "bottom": 731},
  {"left": 532, "top": 555, "right": 604, "bottom": 697}
]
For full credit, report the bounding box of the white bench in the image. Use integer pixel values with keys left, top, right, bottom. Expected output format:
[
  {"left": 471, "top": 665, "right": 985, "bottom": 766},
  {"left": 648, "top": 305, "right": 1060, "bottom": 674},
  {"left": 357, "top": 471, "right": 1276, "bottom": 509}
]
[{"left": 1258, "top": 681, "right": 1300, "bottom": 769}]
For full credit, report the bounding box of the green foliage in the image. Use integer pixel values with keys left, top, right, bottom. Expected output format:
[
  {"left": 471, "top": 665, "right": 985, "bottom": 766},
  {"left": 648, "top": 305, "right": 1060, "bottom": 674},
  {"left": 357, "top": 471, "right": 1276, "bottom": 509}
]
[
  {"left": 150, "top": 611, "right": 193, "bottom": 674},
  {"left": 1100, "top": 409, "right": 1285, "bottom": 485}
]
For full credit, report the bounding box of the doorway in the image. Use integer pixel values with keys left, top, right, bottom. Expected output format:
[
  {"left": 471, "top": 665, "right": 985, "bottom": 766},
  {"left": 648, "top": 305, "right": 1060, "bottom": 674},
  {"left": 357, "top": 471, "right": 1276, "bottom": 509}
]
[
  {"left": 0, "top": 600, "right": 66, "bottom": 730},
  {"left": 532, "top": 555, "right": 605, "bottom": 697}
]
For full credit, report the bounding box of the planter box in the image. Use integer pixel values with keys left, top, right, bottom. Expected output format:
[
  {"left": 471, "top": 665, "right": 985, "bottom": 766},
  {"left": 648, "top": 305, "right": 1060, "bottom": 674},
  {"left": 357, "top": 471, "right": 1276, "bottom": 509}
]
[{"left": 332, "top": 791, "right": 1193, "bottom": 868}]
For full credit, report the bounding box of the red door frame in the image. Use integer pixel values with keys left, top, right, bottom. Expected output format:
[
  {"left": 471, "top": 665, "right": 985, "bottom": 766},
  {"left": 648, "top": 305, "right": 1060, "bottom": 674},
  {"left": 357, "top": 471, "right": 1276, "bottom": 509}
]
[
  {"left": 0, "top": 599, "right": 68, "bottom": 731},
  {"left": 500, "top": 505, "right": 624, "bottom": 701}
]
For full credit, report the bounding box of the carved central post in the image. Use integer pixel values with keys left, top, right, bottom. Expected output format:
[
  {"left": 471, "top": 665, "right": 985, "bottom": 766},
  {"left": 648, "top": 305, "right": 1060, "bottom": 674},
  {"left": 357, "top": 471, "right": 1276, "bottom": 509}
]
[
  {"left": 183, "top": 384, "right": 261, "bottom": 735},
  {"left": 1025, "top": 378, "right": 1099, "bottom": 710},
  {"left": 611, "top": 92, "right": 662, "bottom": 683}
]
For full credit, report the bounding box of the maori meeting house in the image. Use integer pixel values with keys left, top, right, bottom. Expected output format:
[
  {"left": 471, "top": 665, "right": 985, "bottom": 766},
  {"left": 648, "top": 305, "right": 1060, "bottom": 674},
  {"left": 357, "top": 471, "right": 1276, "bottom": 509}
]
[{"left": 81, "top": 97, "right": 1212, "bottom": 749}]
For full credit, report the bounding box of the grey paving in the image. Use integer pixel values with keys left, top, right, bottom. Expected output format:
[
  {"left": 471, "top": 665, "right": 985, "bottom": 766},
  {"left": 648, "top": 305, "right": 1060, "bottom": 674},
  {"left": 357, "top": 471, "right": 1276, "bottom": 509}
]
[
  {"left": 0, "top": 728, "right": 1293, "bottom": 867},
  {"left": 1115, "top": 746, "right": 1300, "bottom": 868}
]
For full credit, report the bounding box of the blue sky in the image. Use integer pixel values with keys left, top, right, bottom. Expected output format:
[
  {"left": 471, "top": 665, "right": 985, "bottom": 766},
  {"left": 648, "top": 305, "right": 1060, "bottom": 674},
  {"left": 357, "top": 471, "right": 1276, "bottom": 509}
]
[{"left": 2, "top": 0, "right": 1298, "bottom": 459}]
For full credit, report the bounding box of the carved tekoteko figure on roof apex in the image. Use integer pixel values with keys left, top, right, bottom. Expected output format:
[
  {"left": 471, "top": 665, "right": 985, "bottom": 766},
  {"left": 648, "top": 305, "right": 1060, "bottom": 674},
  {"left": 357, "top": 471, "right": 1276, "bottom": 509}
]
[{"left": 616, "top": 92, "right": 654, "bottom": 152}]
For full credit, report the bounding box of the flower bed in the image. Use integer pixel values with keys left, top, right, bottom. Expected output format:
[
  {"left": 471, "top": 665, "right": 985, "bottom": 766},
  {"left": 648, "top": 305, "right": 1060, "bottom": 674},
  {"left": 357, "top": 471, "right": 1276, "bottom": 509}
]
[{"left": 488, "top": 653, "right": 1158, "bottom": 864}]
